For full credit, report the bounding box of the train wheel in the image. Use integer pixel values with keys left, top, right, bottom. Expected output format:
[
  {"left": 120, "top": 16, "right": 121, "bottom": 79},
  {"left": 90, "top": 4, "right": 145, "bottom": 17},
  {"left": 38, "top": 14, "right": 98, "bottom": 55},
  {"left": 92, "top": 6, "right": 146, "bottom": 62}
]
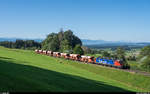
[
  {"left": 117, "top": 66, "right": 121, "bottom": 69},
  {"left": 113, "top": 66, "right": 117, "bottom": 68}
]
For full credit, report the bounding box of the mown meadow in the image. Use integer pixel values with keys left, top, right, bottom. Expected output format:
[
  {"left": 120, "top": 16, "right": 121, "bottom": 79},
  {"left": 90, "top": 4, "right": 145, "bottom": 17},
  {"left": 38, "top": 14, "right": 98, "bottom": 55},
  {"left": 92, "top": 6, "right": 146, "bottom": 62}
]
[{"left": 0, "top": 46, "right": 150, "bottom": 92}]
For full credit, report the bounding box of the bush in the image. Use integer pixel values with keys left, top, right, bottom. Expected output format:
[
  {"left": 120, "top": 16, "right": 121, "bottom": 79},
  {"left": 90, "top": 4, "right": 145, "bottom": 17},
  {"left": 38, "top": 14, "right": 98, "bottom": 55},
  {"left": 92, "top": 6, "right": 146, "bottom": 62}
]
[
  {"left": 140, "top": 56, "right": 150, "bottom": 72},
  {"left": 140, "top": 46, "right": 150, "bottom": 57},
  {"left": 101, "top": 51, "right": 110, "bottom": 57}
]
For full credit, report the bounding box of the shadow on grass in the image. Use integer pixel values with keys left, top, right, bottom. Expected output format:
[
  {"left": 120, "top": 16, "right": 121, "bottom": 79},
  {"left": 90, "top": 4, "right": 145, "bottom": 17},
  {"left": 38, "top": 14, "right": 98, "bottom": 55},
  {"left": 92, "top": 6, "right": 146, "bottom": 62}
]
[{"left": 0, "top": 59, "right": 133, "bottom": 92}]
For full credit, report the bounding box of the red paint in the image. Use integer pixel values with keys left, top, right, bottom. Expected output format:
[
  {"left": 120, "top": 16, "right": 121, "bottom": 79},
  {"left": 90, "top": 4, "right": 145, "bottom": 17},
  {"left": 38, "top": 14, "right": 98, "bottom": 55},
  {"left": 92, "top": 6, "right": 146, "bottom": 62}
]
[{"left": 114, "top": 60, "right": 122, "bottom": 66}]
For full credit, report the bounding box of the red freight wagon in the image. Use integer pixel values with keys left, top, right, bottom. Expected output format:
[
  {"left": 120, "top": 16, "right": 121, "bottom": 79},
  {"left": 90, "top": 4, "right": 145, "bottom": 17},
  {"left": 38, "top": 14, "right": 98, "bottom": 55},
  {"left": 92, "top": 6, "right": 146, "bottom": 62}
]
[
  {"left": 60, "top": 53, "right": 70, "bottom": 59},
  {"left": 87, "top": 56, "right": 95, "bottom": 63},
  {"left": 43, "top": 50, "right": 47, "bottom": 55},
  {"left": 38, "top": 50, "right": 43, "bottom": 54},
  {"left": 47, "top": 51, "right": 53, "bottom": 56},
  {"left": 80, "top": 56, "right": 94, "bottom": 63},
  {"left": 80, "top": 56, "right": 88, "bottom": 62},
  {"left": 70, "top": 54, "right": 80, "bottom": 61},
  {"left": 35, "top": 49, "right": 39, "bottom": 54},
  {"left": 53, "top": 52, "right": 61, "bottom": 57}
]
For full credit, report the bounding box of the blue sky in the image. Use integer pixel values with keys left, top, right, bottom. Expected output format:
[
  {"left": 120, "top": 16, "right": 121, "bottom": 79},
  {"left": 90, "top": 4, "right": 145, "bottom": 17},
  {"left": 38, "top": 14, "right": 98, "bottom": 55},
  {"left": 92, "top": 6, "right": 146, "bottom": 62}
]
[{"left": 0, "top": 0, "right": 150, "bottom": 42}]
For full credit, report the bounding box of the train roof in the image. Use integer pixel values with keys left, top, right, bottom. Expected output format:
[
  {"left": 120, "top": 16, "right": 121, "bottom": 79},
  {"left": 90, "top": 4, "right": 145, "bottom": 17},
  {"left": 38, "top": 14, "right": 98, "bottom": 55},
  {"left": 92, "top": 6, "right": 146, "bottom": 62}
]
[
  {"left": 60, "top": 53, "right": 69, "bottom": 55},
  {"left": 81, "top": 55, "right": 94, "bottom": 58},
  {"left": 53, "top": 52, "right": 60, "bottom": 54},
  {"left": 70, "top": 54, "right": 80, "bottom": 56}
]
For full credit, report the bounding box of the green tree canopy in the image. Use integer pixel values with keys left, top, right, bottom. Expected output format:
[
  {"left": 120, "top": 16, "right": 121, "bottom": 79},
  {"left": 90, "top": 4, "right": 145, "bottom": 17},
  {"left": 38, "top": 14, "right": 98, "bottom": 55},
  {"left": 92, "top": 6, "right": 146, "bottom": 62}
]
[
  {"left": 0, "top": 40, "right": 41, "bottom": 50},
  {"left": 140, "top": 46, "right": 150, "bottom": 57},
  {"left": 41, "top": 29, "right": 82, "bottom": 53},
  {"left": 42, "top": 33, "right": 60, "bottom": 51},
  {"left": 81, "top": 46, "right": 92, "bottom": 54},
  {"left": 139, "top": 46, "right": 150, "bottom": 71},
  {"left": 102, "top": 51, "right": 110, "bottom": 58},
  {"left": 116, "top": 47, "right": 125, "bottom": 60},
  {"left": 73, "top": 44, "right": 84, "bottom": 55}
]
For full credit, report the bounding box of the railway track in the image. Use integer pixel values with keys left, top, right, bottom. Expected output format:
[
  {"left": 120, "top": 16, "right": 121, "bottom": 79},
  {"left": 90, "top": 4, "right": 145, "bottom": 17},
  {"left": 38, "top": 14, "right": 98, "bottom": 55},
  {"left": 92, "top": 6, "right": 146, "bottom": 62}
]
[
  {"left": 73, "top": 60, "right": 150, "bottom": 77},
  {"left": 38, "top": 52, "right": 150, "bottom": 77},
  {"left": 121, "top": 69, "right": 150, "bottom": 76}
]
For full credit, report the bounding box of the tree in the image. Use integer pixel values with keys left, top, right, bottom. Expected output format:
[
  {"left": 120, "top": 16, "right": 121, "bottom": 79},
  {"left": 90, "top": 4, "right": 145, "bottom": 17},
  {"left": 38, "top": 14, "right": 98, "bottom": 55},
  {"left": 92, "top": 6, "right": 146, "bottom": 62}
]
[
  {"left": 63, "top": 30, "right": 82, "bottom": 48},
  {"left": 140, "top": 56, "right": 150, "bottom": 71},
  {"left": 58, "top": 29, "right": 64, "bottom": 49},
  {"left": 116, "top": 47, "right": 125, "bottom": 60},
  {"left": 81, "top": 46, "right": 92, "bottom": 54},
  {"left": 72, "top": 35, "right": 82, "bottom": 47},
  {"left": 15, "top": 40, "right": 25, "bottom": 49},
  {"left": 102, "top": 51, "right": 110, "bottom": 57},
  {"left": 111, "top": 54, "right": 118, "bottom": 60},
  {"left": 115, "top": 47, "right": 130, "bottom": 68},
  {"left": 42, "top": 29, "right": 82, "bottom": 53},
  {"left": 42, "top": 33, "right": 60, "bottom": 51},
  {"left": 61, "top": 39, "right": 73, "bottom": 53},
  {"left": 139, "top": 46, "right": 150, "bottom": 71},
  {"left": 140, "top": 46, "right": 150, "bottom": 57},
  {"left": 127, "top": 55, "right": 136, "bottom": 61},
  {"left": 73, "top": 44, "right": 84, "bottom": 55},
  {"left": 0, "top": 40, "right": 41, "bottom": 50}
]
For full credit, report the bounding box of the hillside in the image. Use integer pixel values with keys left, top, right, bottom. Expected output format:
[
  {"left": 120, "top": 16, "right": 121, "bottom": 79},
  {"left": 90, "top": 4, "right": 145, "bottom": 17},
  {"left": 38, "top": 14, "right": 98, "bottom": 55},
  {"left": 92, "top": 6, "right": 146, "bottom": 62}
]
[{"left": 0, "top": 46, "right": 150, "bottom": 92}]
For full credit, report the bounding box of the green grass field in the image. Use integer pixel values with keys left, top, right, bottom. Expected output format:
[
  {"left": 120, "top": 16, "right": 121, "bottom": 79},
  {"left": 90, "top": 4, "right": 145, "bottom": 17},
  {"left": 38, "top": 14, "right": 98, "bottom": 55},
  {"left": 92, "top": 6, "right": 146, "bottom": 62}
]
[{"left": 0, "top": 46, "right": 150, "bottom": 92}]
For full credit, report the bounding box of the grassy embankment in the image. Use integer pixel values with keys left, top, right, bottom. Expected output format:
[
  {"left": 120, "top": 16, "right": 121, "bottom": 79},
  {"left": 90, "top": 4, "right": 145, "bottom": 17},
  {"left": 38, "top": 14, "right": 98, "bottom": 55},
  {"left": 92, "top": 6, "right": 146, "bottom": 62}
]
[{"left": 0, "top": 46, "right": 150, "bottom": 92}]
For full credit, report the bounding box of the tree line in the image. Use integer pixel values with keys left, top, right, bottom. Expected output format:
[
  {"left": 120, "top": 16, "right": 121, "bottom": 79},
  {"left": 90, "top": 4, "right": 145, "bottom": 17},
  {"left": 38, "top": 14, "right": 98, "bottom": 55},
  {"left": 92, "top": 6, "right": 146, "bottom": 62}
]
[{"left": 0, "top": 40, "right": 41, "bottom": 50}]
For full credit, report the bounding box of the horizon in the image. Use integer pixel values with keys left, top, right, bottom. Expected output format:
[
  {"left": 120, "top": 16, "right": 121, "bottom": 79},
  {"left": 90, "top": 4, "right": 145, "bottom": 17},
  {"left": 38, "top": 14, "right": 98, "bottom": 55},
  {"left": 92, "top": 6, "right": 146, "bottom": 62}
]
[
  {"left": 0, "top": 0, "right": 150, "bottom": 42},
  {"left": 0, "top": 37, "right": 150, "bottom": 43}
]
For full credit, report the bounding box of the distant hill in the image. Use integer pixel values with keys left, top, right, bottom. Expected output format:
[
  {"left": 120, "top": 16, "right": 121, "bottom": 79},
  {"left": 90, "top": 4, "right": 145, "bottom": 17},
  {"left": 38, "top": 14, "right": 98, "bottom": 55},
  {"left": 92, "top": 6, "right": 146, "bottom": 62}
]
[
  {"left": 82, "top": 39, "right": 150, "bottom": 49},
  {"left": 81, "top": 39, "right": 110, "bottom": 45},
  {"left": 0, "top": 38, "right": 19, "bottom": 42},
  {"left": 0, "top": 38, "right": 43, "bottom": 43},
  {"left": 0, "top": 37, "right": 150, "bottom": 47},
  {"left": 0, "top": 38, "right": 115, "bottom": 45},
  {"left": 81, "top": 39, "right": 150, "bottom": 46}
]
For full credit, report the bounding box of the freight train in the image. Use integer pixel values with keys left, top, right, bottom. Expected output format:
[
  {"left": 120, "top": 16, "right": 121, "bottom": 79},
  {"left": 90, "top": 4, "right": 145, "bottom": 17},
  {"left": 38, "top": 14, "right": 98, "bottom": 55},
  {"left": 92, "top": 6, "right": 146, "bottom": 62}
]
[{"left": 35, "top": 49, "right": 130, "bottom": 69}]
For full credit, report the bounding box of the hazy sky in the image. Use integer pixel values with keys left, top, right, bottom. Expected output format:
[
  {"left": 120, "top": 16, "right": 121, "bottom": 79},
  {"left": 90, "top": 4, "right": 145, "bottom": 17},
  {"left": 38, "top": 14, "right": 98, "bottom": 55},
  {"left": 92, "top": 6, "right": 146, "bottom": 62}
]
[{"left": 0, "top": 0, "right": 150, "bottom": 42}]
